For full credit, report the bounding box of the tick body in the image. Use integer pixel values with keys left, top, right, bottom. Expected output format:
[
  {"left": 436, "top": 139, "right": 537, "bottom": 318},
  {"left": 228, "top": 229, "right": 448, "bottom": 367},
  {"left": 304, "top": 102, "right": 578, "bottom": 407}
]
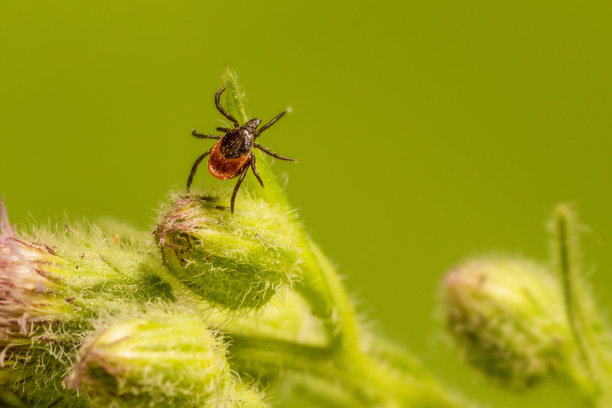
[{"left": 187, "top": 87, "right": 296, "bottom": 213}]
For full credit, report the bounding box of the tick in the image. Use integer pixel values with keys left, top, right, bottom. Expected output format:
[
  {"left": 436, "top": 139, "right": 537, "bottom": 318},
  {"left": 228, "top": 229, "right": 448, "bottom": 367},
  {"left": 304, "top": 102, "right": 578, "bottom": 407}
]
[{"left": 186, "top": 86, "right": 296, "bottom": 213}]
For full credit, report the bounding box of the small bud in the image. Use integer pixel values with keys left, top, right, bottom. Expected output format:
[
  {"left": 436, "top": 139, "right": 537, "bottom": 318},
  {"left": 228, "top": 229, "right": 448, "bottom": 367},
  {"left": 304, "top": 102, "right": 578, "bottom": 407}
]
[
  {"left": 155, "top": 195, "right": 301, "bottom": 309},
  {"left": 0, "top": 199, "right": 72, "bottom": 346},
  {"left": 442, "top": 257, "right": 574, "bottom": 387},
  {"left": 0, "top": 200, "right": 183, "bottom": 405},
  {"left": 0, "top": 199, "right": 161, "bottom": 346},
  {"left": 70, "top": 311, "right": 234, "bottom": 407}
]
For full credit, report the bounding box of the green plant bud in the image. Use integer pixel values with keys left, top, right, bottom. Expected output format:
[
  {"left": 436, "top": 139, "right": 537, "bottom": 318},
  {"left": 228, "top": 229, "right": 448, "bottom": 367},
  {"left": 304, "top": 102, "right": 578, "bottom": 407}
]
[
  {"left": 0, "top": 200, "right": 181, "bottom": 406},
  {"left": 442, "top": 257, "right": 574, "bottom": 388},
  {"left": 0, "top": 199, "right": 172, "bottom": 347},
  {"left": 70, "top": 311, "right": 234, "bottom": 408},
  {"left": 155, "top": 194, "right": 301, "bottom": 309}
]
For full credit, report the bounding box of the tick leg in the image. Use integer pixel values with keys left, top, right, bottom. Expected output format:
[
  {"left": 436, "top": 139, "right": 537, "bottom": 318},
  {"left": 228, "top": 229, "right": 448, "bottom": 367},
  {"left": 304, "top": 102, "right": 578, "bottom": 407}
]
[
  {"left": 216, "top": 127, "right": 230, "bottom": 133},
  {"left": 215, "top": 87, "right": 240, "bottom": 128},
  {"left": 254, "top": 108, "right": 291, "bottom": 138},
  {"left": 254, "top": 143, "right": 297, "bottom": 162},
  {"left": 250, "top": 153, "right": 264, "bottom": 188},
  {"left": 192, "top": 129, "right": 222, "bottom": 139},
  {"left": 230, "top": 166, "right": 249, "bottom": 214},
  {"left": 186, "top": 149, "right": 211, "bottom": 191}
]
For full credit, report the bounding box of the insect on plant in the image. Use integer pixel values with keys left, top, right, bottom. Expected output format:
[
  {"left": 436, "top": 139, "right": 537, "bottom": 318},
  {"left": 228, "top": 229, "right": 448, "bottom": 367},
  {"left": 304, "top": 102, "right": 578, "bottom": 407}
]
[{"left": 187, "top": 86, "right": 296, "bottom": 213}]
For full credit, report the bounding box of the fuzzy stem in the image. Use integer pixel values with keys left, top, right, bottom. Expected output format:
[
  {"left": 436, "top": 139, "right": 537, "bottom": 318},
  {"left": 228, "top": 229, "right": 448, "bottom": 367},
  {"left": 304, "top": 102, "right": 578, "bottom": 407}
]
[
  {"left": 554, "top": 206, "right": 592, "bottom": 376},
  {"left": 552, "top": 205, "right": 612, "bottom": 405},
  {"left": 298, "top": 240, "right": 360, "bottom": 350},
  {"left": 222, "top": 68, "right": 360, "bottom": 350},
  {"left": 229, "top": 334, "right": 466, "bottom": 408}
]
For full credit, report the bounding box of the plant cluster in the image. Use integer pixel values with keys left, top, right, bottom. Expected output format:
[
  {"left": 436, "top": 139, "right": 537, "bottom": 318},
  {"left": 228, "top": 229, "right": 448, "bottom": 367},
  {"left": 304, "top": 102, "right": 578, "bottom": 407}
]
[{"left": 1, "top": 69, "right": 611, "bottom": 407}]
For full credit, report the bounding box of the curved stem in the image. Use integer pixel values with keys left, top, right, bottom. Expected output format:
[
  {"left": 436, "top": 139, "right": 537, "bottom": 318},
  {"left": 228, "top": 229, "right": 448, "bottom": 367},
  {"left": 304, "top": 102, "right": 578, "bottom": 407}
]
[
  {"left": 553, "top": 205, "right": 607, "bottom": 403},
  {"left": 555, "top": 207, "right": 590, "bottom": 369},
  {"left": 228, "top": 334, "right": 466, "bottom": 408},
  {"left": 296, "top": 240, "right": 360, "bottom": 351}
]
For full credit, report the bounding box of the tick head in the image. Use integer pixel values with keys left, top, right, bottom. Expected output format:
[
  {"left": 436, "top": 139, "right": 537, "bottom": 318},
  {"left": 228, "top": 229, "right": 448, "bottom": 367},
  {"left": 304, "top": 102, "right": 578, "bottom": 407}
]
[{"left": 243, "top": 118, "right": 261, "bottom": 132}]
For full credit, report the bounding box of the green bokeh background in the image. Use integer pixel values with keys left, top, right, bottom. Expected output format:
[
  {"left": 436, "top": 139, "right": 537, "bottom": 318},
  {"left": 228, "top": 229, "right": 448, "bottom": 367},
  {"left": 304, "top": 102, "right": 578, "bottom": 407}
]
[{"left": 1, "top": 1, "right": 611, "bottom": 407}]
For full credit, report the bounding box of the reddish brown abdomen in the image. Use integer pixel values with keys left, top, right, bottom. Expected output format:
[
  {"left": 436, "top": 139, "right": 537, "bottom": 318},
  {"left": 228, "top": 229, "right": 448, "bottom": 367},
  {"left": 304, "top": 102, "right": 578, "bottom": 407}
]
[{"left": 208, "top": 141, "right": 250, "bottom": 180}]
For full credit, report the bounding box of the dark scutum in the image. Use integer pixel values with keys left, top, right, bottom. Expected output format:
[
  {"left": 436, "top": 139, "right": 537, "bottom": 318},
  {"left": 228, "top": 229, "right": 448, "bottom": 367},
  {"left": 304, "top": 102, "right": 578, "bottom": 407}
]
[{"left": 219, "top": 129, "right": 253, "bottom": 158}]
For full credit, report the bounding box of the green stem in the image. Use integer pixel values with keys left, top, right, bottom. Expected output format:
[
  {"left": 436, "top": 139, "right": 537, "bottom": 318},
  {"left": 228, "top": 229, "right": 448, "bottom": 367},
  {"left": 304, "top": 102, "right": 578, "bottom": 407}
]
[
  {"left": 229, "top": 334, "right": 465, "bottom": 408},
  {"left": 297, "top": 240, "right": 360, "bottom": 351},
  {"left": 555, "top": 207, "right": 591, "bottom": 370},
  {"left": 553, "top": 205, "right": 606, "bottom": 403},
  {"left": 222, "top": 68, "right": 360, "bottom": 350}
]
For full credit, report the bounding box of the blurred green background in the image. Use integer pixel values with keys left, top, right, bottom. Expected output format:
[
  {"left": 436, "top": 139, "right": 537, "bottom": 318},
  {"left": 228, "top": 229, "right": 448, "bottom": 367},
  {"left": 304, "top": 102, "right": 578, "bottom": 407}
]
[{"left": 1, "top": 1, "right": 611, "bottom": 406}]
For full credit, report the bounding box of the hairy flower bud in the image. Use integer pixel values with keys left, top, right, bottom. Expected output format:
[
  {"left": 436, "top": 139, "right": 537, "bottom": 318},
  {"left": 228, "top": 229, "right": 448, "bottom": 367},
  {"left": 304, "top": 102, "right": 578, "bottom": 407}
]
[
  {"left": 0, "top": 199, "right": 182, "bottom": 405},
  {"left": 442, "top": 257, "right": 575, "bottom": 387},
  {"left": 70, "top": 311, "right": 236, "bottom": 407},
  {"left": 155, "top": 195, "right": 301, "bottom": 309},
  {"left": 0, "top": 200, "right": 73, "bottom": 346}
]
